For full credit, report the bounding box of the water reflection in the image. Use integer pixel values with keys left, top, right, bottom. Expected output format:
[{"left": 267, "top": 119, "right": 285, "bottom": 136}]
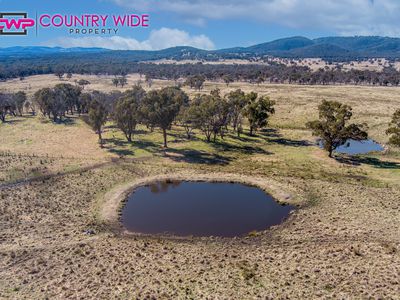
[{"left": 121, "top": 181, "right": 295, "bottom": 237}]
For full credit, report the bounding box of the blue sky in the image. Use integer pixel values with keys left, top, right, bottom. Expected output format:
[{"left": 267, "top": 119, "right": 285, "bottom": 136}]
[{"left": 0, "top": 0, "right": 399, "bottom": 50}]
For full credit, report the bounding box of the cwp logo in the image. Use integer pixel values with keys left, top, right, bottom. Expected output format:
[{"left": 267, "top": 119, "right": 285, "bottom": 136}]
[{"left": 0, "top": 12, "right": 35, "bottom": 35}]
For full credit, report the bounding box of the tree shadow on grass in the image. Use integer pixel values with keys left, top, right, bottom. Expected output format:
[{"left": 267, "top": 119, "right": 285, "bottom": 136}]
[
  {"left": 108, "top": 148, "right": 135, "bottom": 156},
  {"left": 258, "top": 128, "right": 282, "bottom": 138},
  {"left": 229, "top": 134, "right": 260, "bottom": 143},
  {"left": 42, "top": 117, "right": 77, "bottom": 126},
  {"left": 135, "top": 139, "right": 161, "bottom": 153},
  {"left": 211, "top": 139, "right": 273, "bottom": 155},
  {"left": 270, "top": 138, "right": 312, "bottom": 147},
  {"left": 1, "top": 119, "right": 24, "bottom": 125},
  {"left": 103, "top": 127, "right": 273, "bottom": 163},
  {"left": 103, "top": 137, "right": 160, "bottom": 157},
  {"left": 246, "top": 128, "right": 311, "bottom": 148},
  {"left": 134, "top": 129, "right": 149, "bottom": 135},
  {"left": 166, "top": 131, "right": 206, "bottom": 144},
  {"left": 170, "top": 135, "right": 204, "bottom": 144},
  {"left": 104, "top": 123, "right": 119, "bottom": 130},
  {"left": 164, "top": 148, "right": 232, "bottom": 165},
  {"left": 336, "top": 156, "right": 400, "bottom": 169},
  {"left": 60, "top": 118, "right": 76, "bottom": 126}
]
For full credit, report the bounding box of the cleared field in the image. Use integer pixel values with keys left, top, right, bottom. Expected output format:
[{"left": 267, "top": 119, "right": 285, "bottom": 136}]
[{"left": 0, "top": 75, "right": 399, "bottom": 299}]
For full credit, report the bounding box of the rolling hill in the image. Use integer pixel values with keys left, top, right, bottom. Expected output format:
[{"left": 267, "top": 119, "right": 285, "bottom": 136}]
[{"left": 2, "top": 36, "right": 400, "bottom": 61}]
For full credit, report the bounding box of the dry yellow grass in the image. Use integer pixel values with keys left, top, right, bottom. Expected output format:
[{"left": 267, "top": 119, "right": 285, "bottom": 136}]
[
  {"left": 0, "top": 115, "right": 110, "bottom": 160},
  {"left": 0, "top": 113, "right": 111, "bottom": 182},
  {"left": 0, "top": 75, "right": 399, "bottom": 299}
]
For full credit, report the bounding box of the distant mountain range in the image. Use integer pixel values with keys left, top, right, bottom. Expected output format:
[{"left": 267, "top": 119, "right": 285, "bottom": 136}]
[
  {"left": 0, "top": 46, "right": 106, "bottom": 56},
  {"left": 3, "top": 36, "right": 400, "bottom": 61}
]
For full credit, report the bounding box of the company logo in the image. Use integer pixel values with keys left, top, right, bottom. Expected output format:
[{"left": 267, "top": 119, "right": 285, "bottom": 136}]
[
  {"left": 0, "top": 12, "right": 35, "bottom": 35},
  {"left": 0, "top": 12, "right": 149, "bottom": 36}
]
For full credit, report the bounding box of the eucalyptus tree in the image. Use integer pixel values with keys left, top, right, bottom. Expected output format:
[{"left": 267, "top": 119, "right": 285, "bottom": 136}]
[
  {"left": 307, "top": 100, "right": 368, "bottom": 157},
  {"left": 222, "top": 74, "right": 234, "bottom": 86},
  {"left": 54, "top": 66, "right": 64, "bottom": 80},
  {"left": 187, "top": 90, "right": 230, "bottom": 142},
  {"left": 78, "top": 93, "right": 92, "bottom": 115},
  {"left": 0, "top": 93, "right": 12, "bottom": 122},
  {"left": 386, "top": 109, "right": 400, "bottom": 146},
  {"left": 244, "top": 92, "right": 275, "bottom": 136},
  {"left": 118, "top": 75, "right": 128, "bottom": 88},
  {"left": 177, "top": 105, "right": 194, "bottom": 139},
  {"left": 114, "top": 85, "right": 146, "bottom": 142},
  {"left": 13, "top": 91, "right": 27, "bottom": 116},
  {"left": 185, "top": 75, "right": 205, "bottom": 91},
  {"left": 141, "top": 87, "right": 188, "bottom": 147},
  {"left": 187, "top": 94, "right": 214, "bottom": 142},
  {"left": 33, "top": 88, "right": 53, "bottom": 118},
  {"left": 226, "top": 89, "right": 246, "bottom": 136},
  {"left": 33, "top": 87, "right": 67, "bottom": 121},
  {"left": 54, "top": 83, "right": 81, "bottom": 114},
  {"left": 112, "top": 77, "right": 119, "bottom": 87},
  {"left": 88, "top": 96, "right": 108, "bottom": 147},
  {"left": 77, "top": 79, "right": 90, "bottom": 90},
  {"left": 210, "top": 89, "right": 230, "bottom": 140}
]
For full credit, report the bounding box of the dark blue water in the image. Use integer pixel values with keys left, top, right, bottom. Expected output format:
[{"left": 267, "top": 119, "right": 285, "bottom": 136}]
[
  {"left": 319, "top": 139, "right": 384, "bottom": 155},
  {"left": 121, "top": 181, "right": 294, "bottom": 237}
]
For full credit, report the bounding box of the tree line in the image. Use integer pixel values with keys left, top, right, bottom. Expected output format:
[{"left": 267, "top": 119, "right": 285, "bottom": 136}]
[{"left": 4, "top": 57, "right": 400, "bottom": 86}]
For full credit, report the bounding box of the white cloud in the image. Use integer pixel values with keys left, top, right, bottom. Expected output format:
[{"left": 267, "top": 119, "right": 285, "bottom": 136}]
[
  {"left": 111, "top": 0, "right": 400, "bottom": 36},
  {"left": 44, "top": 27, "right": 215, "bottom": 50},
  {"left": 46, "top": 36, "right": 149, "bottom": 50},
  {"left": 147, "top": 27, "right": 214, "bottom": 49}
]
